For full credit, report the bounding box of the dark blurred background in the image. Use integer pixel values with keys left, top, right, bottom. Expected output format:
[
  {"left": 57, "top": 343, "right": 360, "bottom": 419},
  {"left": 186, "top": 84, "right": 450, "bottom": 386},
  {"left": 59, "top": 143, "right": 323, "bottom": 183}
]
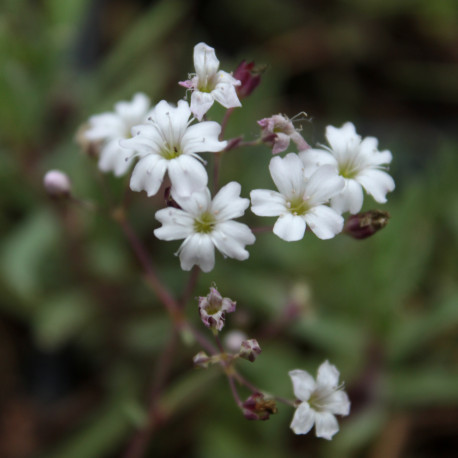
[{"left": 0, "top": 0, "right": 457, "bottom": 457}]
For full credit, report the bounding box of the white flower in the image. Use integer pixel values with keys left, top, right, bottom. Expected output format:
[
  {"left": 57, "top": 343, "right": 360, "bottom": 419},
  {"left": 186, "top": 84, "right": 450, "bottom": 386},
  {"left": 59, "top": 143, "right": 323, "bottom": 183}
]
[
  {"left": 84, "top": 93, "right": 151, "bottom": 176},
  {"left": 250, "top": 153, "right": 345, "bottom": 241},
  {"left": 299, "top": 122, "right": 395, "bottom": 214},
  {"left": 121, "top": 100, "right": 227, "bottom": 197},
  {"left": 154, "top": 182, "right": 255, "bottom": 272},
  {"left": 289, "top": 361, "right": 350, "bottom": 439},
  {"left": 180, "top": 42, "right": 241, "bottom": 121}
]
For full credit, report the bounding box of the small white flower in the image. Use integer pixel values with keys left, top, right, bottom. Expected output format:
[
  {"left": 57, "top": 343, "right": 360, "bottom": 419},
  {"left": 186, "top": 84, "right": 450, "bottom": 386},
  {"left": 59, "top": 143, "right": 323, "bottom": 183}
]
[
  {"left": 180, "top": 42, "right": 241, "bottom": 121},
  {"left": 84, "top": 93, "right": 151, "bottom": 176},
  {"left": 289, "top": 361, "right": 350, "bottom": 439},
  {"left": 250, "top": 153, "right": 345, "bottom": 241},
  {"left": 300, "top": 122, "right": 395, "bottom": 214},
  {"left": 121, "top": 100, "right": 227, "bottom": 197},
  {"left": 154, "top": 182, "right": 255, "bottom": 272}
]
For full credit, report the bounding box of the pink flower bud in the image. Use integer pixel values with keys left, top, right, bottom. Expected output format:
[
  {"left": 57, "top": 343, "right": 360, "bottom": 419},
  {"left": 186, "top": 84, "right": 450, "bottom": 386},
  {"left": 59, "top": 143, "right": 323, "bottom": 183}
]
[
  {"left": 242, "top": 392, "right": 277, "bottom": 421},
  {"left": 43, "top": 170, "right": 71, "bottom": 197},
  {"left": 233, "top": 61, "right": 262, "bottom": 99},
  {"left": 344, "top": 210, "right": 390, "bottom": 239},
  {"left": 198, "top": 286, "right": 236, "bottom": 332},
  {"left": 239, "top": 339, "right": 262, "bottom": 362}
]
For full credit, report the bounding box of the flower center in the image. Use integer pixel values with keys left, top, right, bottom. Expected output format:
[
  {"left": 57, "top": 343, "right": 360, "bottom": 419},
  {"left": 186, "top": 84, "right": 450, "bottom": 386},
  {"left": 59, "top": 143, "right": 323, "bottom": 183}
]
[
  {"left": 194, "top": 212, "right": 216, "bottom": 233},
  {"left": 197, "top": 74, "right": 217, "bottom": 93},
  {"left": 161, "top": 145, "right": 182, "bottom": 160},
  {"left": 287, "top": 197, "right": 310, "bottom": 216},
  {"left": 338, "top": 161, "right": 358, "bottom": 179}
]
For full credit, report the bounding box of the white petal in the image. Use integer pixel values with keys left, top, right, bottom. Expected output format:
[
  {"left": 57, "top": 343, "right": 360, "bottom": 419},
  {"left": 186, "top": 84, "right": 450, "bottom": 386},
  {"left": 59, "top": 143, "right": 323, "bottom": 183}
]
[
  {"left": 330, "top": 179, "right": 364, "bottom": 214},
  {"left": 85, "top": 113, "right": 124, "bottom": 141},
  {"left": 115, "top": 93, "right": 150, "bottom": 125},
  {"left": 190, "top": 91, "right": 215, "bottom": 121},
  {"left": 289, "top": 369, "right": 316, "bottom": 401},
  {"left": 326, "top": 390, "right": 351, "bottom": 416},
  {"left": 356, "top": 169, "right": 395, "bottom": 203},
  {"left": 305, "top": 165, "right": 345, "bottom": 206},
  {"left": 304, "top": 206, "right": 343, "bottom": 239},
  {"left": 172, "top": 187, "right": 212, "bottom": 216},
  {"left": 154, "top": 208, "right": 194, "bottom": 241},
  {"left": 273, "top": 213, "right": 306, "bottom": 241},
  {"left": 150, "top": 100, "right": 191, "bottom": 145},
  {"left": 178, "top": 233, "right": 215, "bottom": 272},
  {"left": 314, "top": 412, "right": 339, "bottom": 440},
  {"left": 98, "top": 140, "right": 134, "bottom": 176},
  {"left": 316, "top": 360, "right": 340, "bottom": 387},
  {"left": 325, "top": 122, "right": 358, "bottom": 154},
  {"left": 290, "top": 402, "right": 316, "bottom": 435},
  {"left": 167, "top": 155, "right": 208, "bottom": 197},
  {"left": 211, "top": 221, "right": 255, "bottom": 260},
  {"left": 212, "top": 80, "right": 241, "bottom": 109},
  {"left": 269, "top": 153, "right": 305, "bottom": 198},
  {"left": 130, "top": 155, "right": 167, "bottom": 196},
  {"left": 181, "top": 120, "right": 226, "bottom": 155},
  {"left": 250, "top": 189, "right": 286, "bottom": 217},
  {"left": 121, "top": 134, "right": 163, "bottom": 156},
  {"left": 193, "top": 42, "right": 219, "bottom": 80},
  {"left": 299, "top": 149, "right": 337, "bottom": 176},
  {"left": 211, "top": 182, "right": 249, "bottom": 220}
]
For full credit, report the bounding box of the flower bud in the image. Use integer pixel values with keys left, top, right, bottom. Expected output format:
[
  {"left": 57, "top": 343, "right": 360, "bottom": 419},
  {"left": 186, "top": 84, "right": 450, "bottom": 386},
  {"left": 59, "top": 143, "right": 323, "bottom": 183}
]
[
  {"left": 344, "top": 210, "right": 390, "bottom": 239},
  {"left": 242, "top": 392, "right": 277, "bottom": 421},
  {"left": 198, "top": 286, "right": 236, "bottom": 332},
  {"left": 258, "top": 114, "right": 309, "bottom": 154},
  {"left": 43, "top": 170, "right": 71, "bottom": 198},
  {"left": 233, "top": 61, "right": 262, "bottom": 99},
  {"left": 239, "top": 339, "right": 261, "bottom": 362},
  {"left": 193, "top": 351, "right": 211, "bottom": 368}
]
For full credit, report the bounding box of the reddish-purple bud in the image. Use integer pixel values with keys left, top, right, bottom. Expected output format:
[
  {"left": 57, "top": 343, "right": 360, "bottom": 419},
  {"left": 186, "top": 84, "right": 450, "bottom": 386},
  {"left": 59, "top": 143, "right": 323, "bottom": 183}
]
[
  {"left": 233, "top": 61, "right": 262, "bottom": 99},
  {"left": 242, "top": 392, "right": 277, "bottom": 421},
  {"left": 344, "top": 210, "right": 390, "bottom": 239},
  {"left": 239, "top": 339, "right": 262, "bottom": 362}
]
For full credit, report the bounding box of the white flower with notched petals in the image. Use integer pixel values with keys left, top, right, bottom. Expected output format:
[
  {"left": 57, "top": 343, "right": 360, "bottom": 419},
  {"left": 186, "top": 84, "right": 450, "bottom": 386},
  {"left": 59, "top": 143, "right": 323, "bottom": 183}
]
[
  {"left": 250, "top": 153, "right": 345, "bottom": 241},
  {"left": 300, "top": 122, "right": 395, "bottom": 214},
  {"left": 179, "top": 42, "right": 241, "bottom": 121},
  {"left": 154, "top": 182, "right": 255, "bottom": 272},
  {"left": 84, "top": 93, "right": 151, "bottom": 176},
  {"left": 289, "top": 361, "right": 350, "bottom": 439},
  {"left": 121, "top": 100, "right": 227, "bottom": 197}
]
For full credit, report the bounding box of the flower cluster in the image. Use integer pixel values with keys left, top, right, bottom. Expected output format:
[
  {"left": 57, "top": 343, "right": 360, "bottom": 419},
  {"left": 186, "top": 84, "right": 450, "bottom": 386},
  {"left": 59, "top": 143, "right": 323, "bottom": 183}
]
[{"left": 69, "top": 41, "right": 397, "bottom": 443}]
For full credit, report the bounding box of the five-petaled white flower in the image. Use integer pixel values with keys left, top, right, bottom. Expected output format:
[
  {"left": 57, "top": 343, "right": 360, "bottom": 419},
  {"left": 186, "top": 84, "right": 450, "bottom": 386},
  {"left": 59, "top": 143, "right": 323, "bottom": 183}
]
[
  {"left": 120, "top": 100, "right": 227, "bottom": 197},
  {"left": 84, "top": 93, "right": 151, "bottom": 176},
  {"left": 289, "top": 361, "right": 350, "bottom": 439},
  {"left": 180, "top": 42, "right": 242, "bottom": 121},
  {"left": 154, "top": 182, "right": 255, "bottom": 272},
  {"left": 300, "top": 122, "right": 395, "bottom": 214},
  {"left": 250, "top": 153, "right": 345, "bottom": 241}
]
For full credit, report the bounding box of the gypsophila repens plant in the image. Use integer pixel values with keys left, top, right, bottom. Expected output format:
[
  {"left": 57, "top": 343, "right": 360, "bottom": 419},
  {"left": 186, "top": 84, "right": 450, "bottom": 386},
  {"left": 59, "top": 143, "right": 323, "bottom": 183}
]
[{"left": 47, "top": 42, "right": 395, "bottom": 456}]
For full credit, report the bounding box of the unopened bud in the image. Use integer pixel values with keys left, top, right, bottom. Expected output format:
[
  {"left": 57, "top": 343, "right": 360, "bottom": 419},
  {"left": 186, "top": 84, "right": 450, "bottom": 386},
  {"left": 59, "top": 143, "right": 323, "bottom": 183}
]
[
  {"left": 233, "top": 61, "right": 263, "bottom": 99},
  {"left": 198, "top": 285, "right": 236, "bottom": 332},
  {"left": 344, "top": 210, "right": 390, "bottom": 239},
  {"left": 43, "top": 170, "right": 71, "bottom": 198},
  {"left": 193, "top": 351, "right": 210, "bottom": 368},
  {"left": 239, "top": 339, "right": 261, "bottom": 362},
  {"left": 242, "top": 392, "right": 277, "bottom": 421}
]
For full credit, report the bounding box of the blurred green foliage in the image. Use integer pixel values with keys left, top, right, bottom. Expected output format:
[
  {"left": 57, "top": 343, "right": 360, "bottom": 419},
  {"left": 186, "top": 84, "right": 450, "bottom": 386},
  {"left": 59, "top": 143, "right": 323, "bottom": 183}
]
[{"left": 0, "top": 0, "right": 457, "bottom": 457}]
